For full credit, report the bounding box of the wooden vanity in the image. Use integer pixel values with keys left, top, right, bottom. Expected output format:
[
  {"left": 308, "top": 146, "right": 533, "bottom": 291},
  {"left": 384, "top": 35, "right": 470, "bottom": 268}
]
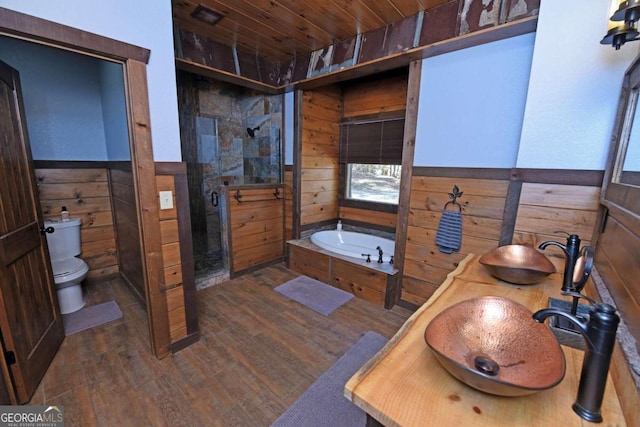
[{"left": 345, "top": 254, "right": 628, "bottom": 426}]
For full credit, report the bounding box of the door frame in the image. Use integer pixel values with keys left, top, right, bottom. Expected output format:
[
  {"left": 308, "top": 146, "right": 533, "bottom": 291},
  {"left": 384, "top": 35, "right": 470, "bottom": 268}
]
[{"left": 0, "top": 7, "right": 171, "bottom": 358}]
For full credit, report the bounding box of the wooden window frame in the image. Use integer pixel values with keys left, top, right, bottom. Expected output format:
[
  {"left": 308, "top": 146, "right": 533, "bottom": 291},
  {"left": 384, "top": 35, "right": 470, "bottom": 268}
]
[{"left": 339, "top": 111, "right": 404, "bottom": 211}]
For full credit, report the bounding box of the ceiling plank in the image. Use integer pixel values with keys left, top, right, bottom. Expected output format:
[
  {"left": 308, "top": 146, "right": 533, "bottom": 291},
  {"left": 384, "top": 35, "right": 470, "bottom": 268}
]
[
  {"left": 211, "top": 0, "right": 334, "bottom": 51},
  {"left": 328, "top": 0, "right": 389, "bottom": 30},
  {"left": 171, "top": 0, "right": 532, "bottom": 67},
  {"left": 362, "top": 0, "right": 406, "bottom": 21},
  {"left": 276, "top": 0, "right": 370, "bottom": 40},
  {"left": 173, "top": 17, "right": 291, "bottom": 63},
  {"left": 172, "top": 0, "right": 430, "bottom": 64},
  {"left": 174, "top": 1, "right": 299, "bottom": 62}
]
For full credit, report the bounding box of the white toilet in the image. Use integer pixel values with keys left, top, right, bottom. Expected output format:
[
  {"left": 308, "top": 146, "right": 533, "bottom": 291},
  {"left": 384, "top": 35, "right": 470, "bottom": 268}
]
[{"left": 44, "top": 218, "right": 89, "bottom": 314}]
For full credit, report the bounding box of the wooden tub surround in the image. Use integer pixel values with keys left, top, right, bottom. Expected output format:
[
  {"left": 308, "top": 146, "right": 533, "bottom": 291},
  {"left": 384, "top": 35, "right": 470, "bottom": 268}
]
[
  {"left": 287, "top": 239, "right": 400, "bottom": 309},
  {"left": 345, "top": 254, "right": 632, "bottom": 426}
]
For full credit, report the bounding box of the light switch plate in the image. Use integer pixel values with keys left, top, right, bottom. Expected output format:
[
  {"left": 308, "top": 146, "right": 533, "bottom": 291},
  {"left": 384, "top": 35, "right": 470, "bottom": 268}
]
[{"left": 159, "top": 191, "right": 173, "bottom": 210}]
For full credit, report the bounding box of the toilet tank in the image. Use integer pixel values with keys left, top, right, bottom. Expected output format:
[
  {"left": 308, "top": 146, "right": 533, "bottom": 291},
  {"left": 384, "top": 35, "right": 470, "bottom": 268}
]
[{"left": 44, "top": 218, "right": 82, "bottom": 261}]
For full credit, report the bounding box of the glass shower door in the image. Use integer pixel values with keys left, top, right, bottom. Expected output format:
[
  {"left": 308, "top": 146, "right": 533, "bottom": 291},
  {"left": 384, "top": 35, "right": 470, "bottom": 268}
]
[{"left": 188, "top": 115, "right": 224, "bottom": 278}]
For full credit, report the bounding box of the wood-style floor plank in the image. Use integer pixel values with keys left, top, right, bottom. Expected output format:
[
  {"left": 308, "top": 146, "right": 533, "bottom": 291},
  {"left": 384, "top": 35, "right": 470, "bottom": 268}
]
[{"left": 29, "top": 263, "right": 413, "bottom": 426}]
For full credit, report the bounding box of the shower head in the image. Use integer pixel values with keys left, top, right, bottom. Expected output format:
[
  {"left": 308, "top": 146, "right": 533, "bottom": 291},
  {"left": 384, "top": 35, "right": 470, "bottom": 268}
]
[{"left": 247, "top": 126, "right": 260, "bottom": 138}]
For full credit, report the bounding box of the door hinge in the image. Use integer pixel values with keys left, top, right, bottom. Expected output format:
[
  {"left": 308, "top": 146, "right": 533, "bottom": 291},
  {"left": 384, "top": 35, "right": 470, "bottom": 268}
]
[{"left": 4, "top": 351, "right": 15, "bottom": 366}]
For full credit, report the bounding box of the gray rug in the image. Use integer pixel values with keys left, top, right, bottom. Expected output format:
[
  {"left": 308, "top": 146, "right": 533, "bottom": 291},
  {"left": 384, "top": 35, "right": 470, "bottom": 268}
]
[
  {"left": 62, "top": 300, "right": 122, "bottom": 336},
  {"left": 275, "top": 275, "right": 354, "bottom": 316},
  {"left": 271, "top": 331, "right": 388, "bottom": 427}
]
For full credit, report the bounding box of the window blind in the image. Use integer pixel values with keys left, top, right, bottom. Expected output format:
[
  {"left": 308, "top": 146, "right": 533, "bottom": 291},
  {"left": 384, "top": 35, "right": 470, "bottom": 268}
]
[{"left": 339, "top": 117, "right": 405, "bottom": 165}]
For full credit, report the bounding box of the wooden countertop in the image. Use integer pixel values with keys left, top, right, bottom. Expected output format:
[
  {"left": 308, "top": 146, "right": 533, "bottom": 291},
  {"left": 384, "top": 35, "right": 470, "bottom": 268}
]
[{"left": 344, "top": 254, "right": 626, "bottom": 426}]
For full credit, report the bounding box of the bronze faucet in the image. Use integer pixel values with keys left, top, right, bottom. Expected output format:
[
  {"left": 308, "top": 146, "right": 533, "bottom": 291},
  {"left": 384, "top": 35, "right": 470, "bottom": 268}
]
[
  {"left": 533, "top": 302, "right": 620, "bottom": 423},
  {"left": 539, "top": 234, "right": 581, "bottom": 293},
  {"left": 375, "top": 246, "right": 384, "bottom": 263}
]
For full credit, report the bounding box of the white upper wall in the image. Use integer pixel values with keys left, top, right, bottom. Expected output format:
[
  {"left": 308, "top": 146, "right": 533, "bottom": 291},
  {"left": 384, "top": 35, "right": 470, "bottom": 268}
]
[
  {"left": 0, "top": 0, "right": 182, "bottom": 162},
  {"left": 3, "top": 1, "right": 638, "bottom": 169},
  {"left": 414, "top": 33, "right": 535, "bottom": 167},
  {"left": 516, "top": 0, "right": 639, "bottom": 170},
  {"left": 414, "top": 1, "right": 639, "bottom": 170},
  {"left": 1, "top": 37, "right": 110, "bottom": 160}
]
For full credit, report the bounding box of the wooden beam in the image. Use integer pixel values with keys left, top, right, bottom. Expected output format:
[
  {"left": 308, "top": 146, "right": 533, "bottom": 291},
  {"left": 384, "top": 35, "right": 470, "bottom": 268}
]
[
  {"left": 0, "top": 7, "right": 150, "bottom": 63},
  {"left": 126, "top": 59, "right": 171, "bottom": 359},
  {"left": 394, "top": 59, "right": 422, "bottom": 307},
  {"left": 175, "top": 58, "right": 280, "bottom": 94}
]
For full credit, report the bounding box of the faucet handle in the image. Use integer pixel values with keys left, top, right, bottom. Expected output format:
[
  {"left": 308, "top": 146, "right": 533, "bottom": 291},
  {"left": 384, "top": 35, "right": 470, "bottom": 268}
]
[
  {"left": 572, "top": 246, "right": 594, "bottom": 293},
  {"left": 561, "top": 291, "right": 596, "bottom": 306}
]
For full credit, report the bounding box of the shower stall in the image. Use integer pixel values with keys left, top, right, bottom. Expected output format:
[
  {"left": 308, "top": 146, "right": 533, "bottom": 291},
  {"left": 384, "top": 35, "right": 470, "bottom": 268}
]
[{"left": 177, "top": 71, "right": 283, "bottom": 286}]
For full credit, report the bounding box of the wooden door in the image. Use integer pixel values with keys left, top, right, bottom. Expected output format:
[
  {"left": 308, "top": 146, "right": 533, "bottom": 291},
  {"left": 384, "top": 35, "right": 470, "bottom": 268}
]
[{"left": 0, "top": 60, "right": 64, "bottom": 403}]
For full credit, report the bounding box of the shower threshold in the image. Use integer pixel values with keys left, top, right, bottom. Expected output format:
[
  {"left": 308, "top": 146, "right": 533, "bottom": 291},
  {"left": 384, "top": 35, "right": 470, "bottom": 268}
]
[{"left": 195, "top": 267, "right": 230, "bottom": 290}]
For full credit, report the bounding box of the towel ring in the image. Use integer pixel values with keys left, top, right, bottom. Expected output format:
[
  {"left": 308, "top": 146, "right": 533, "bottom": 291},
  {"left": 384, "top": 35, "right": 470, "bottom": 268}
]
[
  {"left": 443, "top": 185, "right": 463, "bottom": 212},
  {"left": 444, "top": 200, "right": 462, "bottom": 212}
]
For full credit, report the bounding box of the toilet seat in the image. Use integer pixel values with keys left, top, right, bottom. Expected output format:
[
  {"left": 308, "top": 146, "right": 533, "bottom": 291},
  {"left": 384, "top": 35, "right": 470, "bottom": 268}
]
[{"left": 51, "top": 258, "right": 89, "bottom": 288}]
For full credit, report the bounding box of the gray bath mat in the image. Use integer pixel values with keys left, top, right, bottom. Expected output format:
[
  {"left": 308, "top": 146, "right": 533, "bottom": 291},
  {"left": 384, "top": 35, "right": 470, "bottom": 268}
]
[
  {"left": 271, "top": 331, "right": 387, "bottom": 427},
  {"left": 275, "top": 275, "right": 354, "bottom": 316},
  {"left": 62, "top": 300, "right": 122, "bottom": 336}
]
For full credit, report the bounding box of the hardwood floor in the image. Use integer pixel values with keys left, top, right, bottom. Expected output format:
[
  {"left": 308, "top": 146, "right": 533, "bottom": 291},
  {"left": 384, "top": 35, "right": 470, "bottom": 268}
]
[{"left": 28, "top": 263, "right": 413, "bottom": 426}]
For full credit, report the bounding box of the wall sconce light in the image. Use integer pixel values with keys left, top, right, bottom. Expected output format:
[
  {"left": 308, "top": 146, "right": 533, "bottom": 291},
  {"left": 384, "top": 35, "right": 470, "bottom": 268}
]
[{"left": 601, "top": 0, "right": 640, "bottom": 49}]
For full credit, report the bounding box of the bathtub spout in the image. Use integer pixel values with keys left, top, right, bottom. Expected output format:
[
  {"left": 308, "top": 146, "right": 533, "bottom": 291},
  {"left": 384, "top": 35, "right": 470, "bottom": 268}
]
[{"left": 376, "top": 246, "right": 384, "bottom": 263}]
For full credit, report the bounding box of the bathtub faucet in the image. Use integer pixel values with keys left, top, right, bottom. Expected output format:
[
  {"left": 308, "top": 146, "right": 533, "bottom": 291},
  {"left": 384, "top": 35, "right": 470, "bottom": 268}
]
[{"left": 376, "top": 246, "right": 384, "bottom": 263}]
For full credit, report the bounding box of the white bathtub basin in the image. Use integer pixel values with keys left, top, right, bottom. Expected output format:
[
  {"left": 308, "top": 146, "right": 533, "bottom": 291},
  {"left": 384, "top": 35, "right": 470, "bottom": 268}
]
[{"left": 310, "top": 230, "right": 395, "bottom": 263}]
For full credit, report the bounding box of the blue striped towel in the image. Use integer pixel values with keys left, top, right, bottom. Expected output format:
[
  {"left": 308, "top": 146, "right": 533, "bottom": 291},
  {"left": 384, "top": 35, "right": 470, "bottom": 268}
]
[{"left": 435, "top": 209, "right": 462, "bottom": 254}]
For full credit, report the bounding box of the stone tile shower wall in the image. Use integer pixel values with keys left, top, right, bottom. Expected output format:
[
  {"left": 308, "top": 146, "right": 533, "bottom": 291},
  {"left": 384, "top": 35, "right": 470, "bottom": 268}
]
[
  {"left": 241, "top": 95, "right": 282, "bottom": 183},
  {"left": 197, "top": 80, "right": 282, "bottom": 186},
  {"left": 177, "top": 72, "right": 282, "bottom": 277}
]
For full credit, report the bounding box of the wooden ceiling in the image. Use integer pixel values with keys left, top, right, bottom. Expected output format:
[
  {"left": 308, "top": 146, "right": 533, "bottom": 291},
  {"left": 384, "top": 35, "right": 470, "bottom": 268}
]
[{"left": 171, "top": 0, "right": 450, "bottom": 65}]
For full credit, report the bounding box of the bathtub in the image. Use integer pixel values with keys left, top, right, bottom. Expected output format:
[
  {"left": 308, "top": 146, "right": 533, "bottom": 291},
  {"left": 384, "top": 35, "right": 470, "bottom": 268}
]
[{"left": 310, "top": 230, "right": 395, "bottom": 263}]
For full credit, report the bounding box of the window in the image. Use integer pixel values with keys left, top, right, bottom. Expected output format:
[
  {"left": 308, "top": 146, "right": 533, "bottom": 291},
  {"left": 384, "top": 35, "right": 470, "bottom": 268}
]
[
  {"left": 340, "top": 114, "right": 404, "bottom": 206},
  {"left": 346, "top": 164, "right": 401, "bottom": 204}
]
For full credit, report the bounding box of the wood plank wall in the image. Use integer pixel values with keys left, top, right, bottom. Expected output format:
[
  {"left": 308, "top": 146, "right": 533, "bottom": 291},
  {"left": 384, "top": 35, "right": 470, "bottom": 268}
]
[
  {"left": 155, "top": 163, "right": 199, "bottom": 350},
  {"left": 299, "top": 86, "right": 341, "bottom": 228},
  {"left": 342, "top": 73, "right": 408, "bottom": 117},
  {"left": 596, "top": 216, "right": 640, "bottom": 346},
  {"left": 156, "top": 174, "right": 185, "bottom": 343},
  {"left": 35, "top": 167, "right": 118, "bottom": 284},
  {"left": 296, "top": 72, "right": 407, "bottom": 232},
  {"left": 403, "top": 173, "right": 510, "bottom": 306},
  {"left": 35, "top": 163, "right": 199, "bottom": 351},
  {"left": 402, "top": 169, "right": 603, "bottom": 307},
  {"left": 338, "top": 72, "right": 407, "bottom": 229},
  {"left": 228, "top": 185, "right": 285, "bottom": 274},
  {"left": 595, "top": 212, "right": 640, "bottom": 426},
  {"left": 513, "top": 183, "right": 600, "bottom": 248},
  {"left": 339, "top": 206, "right": 397, "bottom": 229},
  {"left": 110, "top": 167, "right": 144, "bottom": 300}
]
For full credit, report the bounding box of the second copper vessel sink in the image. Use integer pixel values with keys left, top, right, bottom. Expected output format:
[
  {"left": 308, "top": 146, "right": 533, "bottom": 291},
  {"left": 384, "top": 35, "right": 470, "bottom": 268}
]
[
  {"left": 425, "top": 296, "right": 566, "bottom": 396},
  {"left": 479, "top": 245, "right": 556, "bottom": 285}
]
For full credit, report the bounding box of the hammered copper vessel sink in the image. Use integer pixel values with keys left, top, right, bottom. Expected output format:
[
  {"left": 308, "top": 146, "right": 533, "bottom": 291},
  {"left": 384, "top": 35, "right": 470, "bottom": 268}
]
[
  {"left": 479, "top": 245, "right": 556, "bottom": 285},
  {"left": 424, "top": 296, "right": 566, "bottom": 397}
]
